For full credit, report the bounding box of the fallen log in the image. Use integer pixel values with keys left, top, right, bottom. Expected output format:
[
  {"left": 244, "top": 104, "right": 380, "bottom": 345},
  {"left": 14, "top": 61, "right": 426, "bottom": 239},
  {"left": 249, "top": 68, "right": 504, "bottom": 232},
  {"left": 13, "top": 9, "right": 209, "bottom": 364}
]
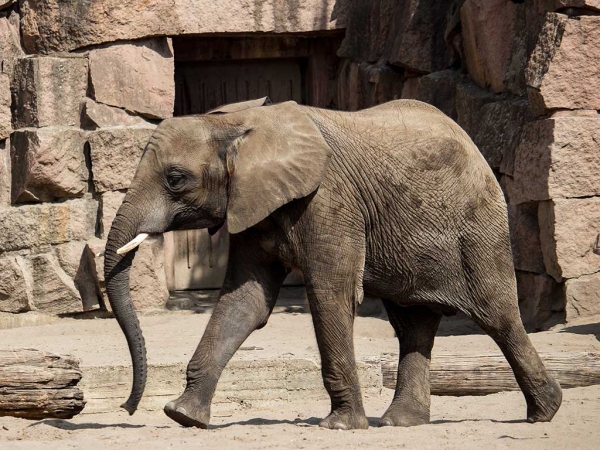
[
  {"left": 382, "top": 352, "right": 600, "bottom": 395},
  {"left": 0, "top": 349, "right": 85, "bottom": 419}
]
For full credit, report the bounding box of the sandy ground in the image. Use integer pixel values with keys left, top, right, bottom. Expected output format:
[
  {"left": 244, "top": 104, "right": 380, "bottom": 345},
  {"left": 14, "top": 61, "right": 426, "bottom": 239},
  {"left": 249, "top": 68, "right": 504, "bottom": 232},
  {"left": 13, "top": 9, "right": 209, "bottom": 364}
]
[
  {"left": 1, "top": 307, "right": 599, "bottom": 449},
  {"left": 1, "top": 386, "right": 599, "bottom": 449}
]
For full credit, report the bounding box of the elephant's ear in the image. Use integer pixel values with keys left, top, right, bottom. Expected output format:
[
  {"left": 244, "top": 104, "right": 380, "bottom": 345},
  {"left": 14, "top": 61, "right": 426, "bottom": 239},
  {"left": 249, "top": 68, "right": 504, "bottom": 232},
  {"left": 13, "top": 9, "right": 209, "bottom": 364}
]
[
  {"left": 218, "top": 101, "right": 332, "bottom": 234},
  {"left": 208, "top": 97, "right": 272, "bottom": 114}
]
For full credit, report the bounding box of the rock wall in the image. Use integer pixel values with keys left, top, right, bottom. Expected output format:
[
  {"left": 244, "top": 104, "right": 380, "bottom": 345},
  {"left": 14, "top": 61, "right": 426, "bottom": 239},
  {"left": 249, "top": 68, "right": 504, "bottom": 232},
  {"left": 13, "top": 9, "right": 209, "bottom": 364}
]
[
  {"left": 0, "top": 3, "right": 171, "bottom": 315},
  {"left": 337, "top": 0, "right": 600, "bottom": 329},
  {"left": 1, "top": 1, "right": 598, "bottom": 328}
]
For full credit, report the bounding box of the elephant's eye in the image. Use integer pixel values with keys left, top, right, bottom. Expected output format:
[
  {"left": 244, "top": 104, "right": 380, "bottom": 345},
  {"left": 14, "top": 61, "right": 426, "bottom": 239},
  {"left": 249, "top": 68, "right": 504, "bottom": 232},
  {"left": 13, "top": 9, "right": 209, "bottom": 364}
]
[{"left": 167, "top": 172, "right": 185, "bottom": 189}]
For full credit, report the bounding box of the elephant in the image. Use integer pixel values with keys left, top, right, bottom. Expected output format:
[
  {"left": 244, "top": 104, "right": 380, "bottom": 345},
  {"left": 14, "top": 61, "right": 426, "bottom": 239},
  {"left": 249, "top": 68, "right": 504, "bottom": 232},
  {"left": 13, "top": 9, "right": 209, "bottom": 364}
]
[{"left": 104, "top": 97, "right": 562, "bottom": 430}]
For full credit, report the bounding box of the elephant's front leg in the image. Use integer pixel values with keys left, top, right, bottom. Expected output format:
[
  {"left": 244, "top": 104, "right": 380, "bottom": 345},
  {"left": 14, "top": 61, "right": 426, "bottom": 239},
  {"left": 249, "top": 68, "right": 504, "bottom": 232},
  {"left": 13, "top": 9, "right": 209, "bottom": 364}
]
[
  {"left": 306, "top": 283, "right": 369, "bottom": 430},
  {"left": 164, "top": 234, "right": 288, "bottom": 428}
]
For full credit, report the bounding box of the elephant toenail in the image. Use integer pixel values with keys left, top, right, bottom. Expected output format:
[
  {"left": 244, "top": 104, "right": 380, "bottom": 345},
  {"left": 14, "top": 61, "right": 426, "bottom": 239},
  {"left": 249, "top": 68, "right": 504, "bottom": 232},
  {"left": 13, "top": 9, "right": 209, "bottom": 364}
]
[
  {"left": 332, "top": 422, "right": 347, "bottom": 430},
  {"left": 379, "top": 418, "right": 393, "bottom": 427},
  {"left": 176, "top": 407, "right": 188, "bottom": 416},
  {"left": 165, "top": 402, "right": 176, "bottom": 411}
]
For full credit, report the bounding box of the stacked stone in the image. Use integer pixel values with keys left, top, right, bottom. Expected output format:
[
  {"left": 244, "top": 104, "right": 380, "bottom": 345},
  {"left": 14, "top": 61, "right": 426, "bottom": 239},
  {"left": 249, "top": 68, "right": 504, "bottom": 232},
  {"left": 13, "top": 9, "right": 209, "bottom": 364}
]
[
  {"left": 338, "top": 0, "right": 600, "bottom": 329},
  {"left": 0, "top": 3, "right": 172, "bottom": 314}
]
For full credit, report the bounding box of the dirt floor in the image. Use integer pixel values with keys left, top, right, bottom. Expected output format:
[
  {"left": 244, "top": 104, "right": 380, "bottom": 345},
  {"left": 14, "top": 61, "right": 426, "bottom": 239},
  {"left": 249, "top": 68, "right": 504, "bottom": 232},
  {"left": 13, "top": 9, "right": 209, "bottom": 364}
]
[
  {"left": 1, "top": 386, "right": 599, "bottom": 449},
  {"left": 1, "top": 304, "right": 599, "bottom": 449}
]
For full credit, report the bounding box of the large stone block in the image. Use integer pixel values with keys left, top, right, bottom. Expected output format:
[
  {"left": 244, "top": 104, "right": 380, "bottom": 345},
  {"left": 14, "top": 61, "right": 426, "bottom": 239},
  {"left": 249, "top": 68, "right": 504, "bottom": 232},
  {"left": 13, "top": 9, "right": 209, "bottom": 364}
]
[
  {"left": 415, "top": 70, "right": 464, "bottom": 120},
  {"left": 87, "top": 236, "right": 169, "bottom": 311},
  {"left": 19, "top": 0, "right": 344, "bottom": 54},
  {"left": 508, "top": 117, "right": 600, "bottom": 204},
  {"left": 0, "top": 74, "right": 10, "bottom": 140},
  {"left": 27, "top": 253, "right": 83, "bottom": 315},
  {"left": 461, "top": 0, "right": 527, "bottom": 95},
  {"left": 516, "top": 271, "right": 565, "bottom": 331},
  {"left": 88, "top": 125, "right": 155, "bottom": 192},
  {"left": 526, "top": 14, "right": 600, "bottom": 115},
  {"left": 0, "top": 197, "right": 98, "bottom": 253},
  {"left": 338, "top": 0, "right": 454, "bottom": 73},
  {"left": 99, "top": 191, "right": 125, "bottom": 239},
  {"left": 565, "top": 272, "right": 600, "bottom": 321},
  {"left": 539, "top": 198, "right": 600, "bottom": 281},
  {"left": 0, "top": 15, "right": 24, "bottom": 80},
  {"left": 80, "top": 98, "right": 153, "bottom": 130},
  {"left": 508, "top": 203, "right": 546, "bottom": 274},
  {"left": 53, "top": 241, "right": 102, "bottom": 311},
  {"left": 337, "top": 61, "right": 404, "bottom": 111},
  {"left": 0, "top": 257, "right": 31, "bottom": 313},
  {"left": 12, "top": 55, "right": 88, "bottom": 129},
  {"left": 11, "top": 127, "right": 89, "bottom": 203},
  {"left": 89, "top": 38, "right": 174, "bottom": 119}
]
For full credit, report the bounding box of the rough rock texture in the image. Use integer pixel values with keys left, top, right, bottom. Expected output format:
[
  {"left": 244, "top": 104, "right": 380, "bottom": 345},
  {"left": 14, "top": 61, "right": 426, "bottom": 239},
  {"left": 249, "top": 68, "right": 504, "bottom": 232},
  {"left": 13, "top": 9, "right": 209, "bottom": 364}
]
[
  {"left": 88, "top": 236, "right": 169, "bottom": 311},
  {"left": 12, "top": 55, "right": 88, "bottom": 129},
  {"left": 80, "top": 98, "right": 153, "bottom": 130},
  {"left": 565, "top": 272, "right": 600, "bottom": 321},
  {"left": 87, "top": 125, "right": 155, "bottom": 192},
  {"left": 475, "top": 98, "right": 532, "bottom": 172},
  {"left": 539, "top": 198, "right": 600, "bottom": 281},
  {"left": 99, "top": 191, "right": 125, "bottom": 239},
  {"left": 546, "top": 0, "right": 600, "bottom": 12},
  {"left": 0, "top": 15, "right": 25, "bottom": 79},
  {"left": 461, "top": 0, "right": 527, "bottom": 95},
  {"left": 27, "top": 253, "right": 83, "bottom": 315},
  {"left": 53, "top": 241, "right": 102, "bottom": 311},
  {"left": 0, "top": 138, "right": 10, "bottom": 205},
  {"left": 10, "top": 127, "right": 88, "bottom": 203},
  {"left": 508, "top": 117, "right": 600, "bottom": 204},
  {"left": 400, "top": 77, "right": 421, "bottom": 100},
  {"left": 19, "top": 0, "right": 344, "bottom": 54},
  {"left": 0, "top": 257, "right": 31, "bottom": 313},
  {"left": 337, "top": 60, "right": 404, "bottom": 111},
  {"left": 455, "top": 80, "right": 532, "bottom": 172},
  {"left": 0, "top": 197, "right": 98, "bottom": 252},
  {"left": 508, "top": 203, "right": 546, "bottom": 274},
  {"left": 455, "top": 79, "right": 496, "bottom": 142},
  {"left": 415, "top": 70, "right": 464, "bottom": 119},
  {"left": 526, "top": 14, "right": 600, "bottom": 115},
  {"left": 338, "top": 0, "right": 454, "bottom": 73},
  {"left": 0, "top": 74, "right": 11, "bottom": 140},
  {"left": 88, "top": 38, "right": 174, "bottom": 119},
  {"left": 516, "top": 271, "right": 565, "bottom": 331}
]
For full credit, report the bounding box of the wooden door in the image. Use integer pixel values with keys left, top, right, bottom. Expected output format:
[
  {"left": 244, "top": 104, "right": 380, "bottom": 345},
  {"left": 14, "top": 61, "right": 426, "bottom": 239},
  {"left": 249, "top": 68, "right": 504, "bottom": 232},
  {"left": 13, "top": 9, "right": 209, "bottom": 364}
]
[{"left": 166, "top": 58, "right": 305, "bottom": 290}]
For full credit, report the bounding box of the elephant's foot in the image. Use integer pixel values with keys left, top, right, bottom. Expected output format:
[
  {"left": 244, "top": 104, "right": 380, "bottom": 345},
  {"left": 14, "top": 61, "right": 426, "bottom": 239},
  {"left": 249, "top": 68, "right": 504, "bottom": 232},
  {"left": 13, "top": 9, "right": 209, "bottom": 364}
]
[
  {"left": 526, "top": 377, "right": 562, "bottom": 423},
  {"left": 164, "top": 395, "right": 210, "bottom": 429},
  {"left": 379, "top": 405, "right": 429, "bottom": 427},
  {"left": 319, "top": 409, "right": 369, "bottom": 430}
]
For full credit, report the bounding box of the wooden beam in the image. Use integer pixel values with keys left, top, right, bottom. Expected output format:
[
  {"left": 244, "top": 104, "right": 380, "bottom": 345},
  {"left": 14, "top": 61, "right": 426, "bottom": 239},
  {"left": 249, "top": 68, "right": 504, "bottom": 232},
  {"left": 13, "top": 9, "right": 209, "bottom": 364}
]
[
  {"left": 382, "top": 352, "right": 600, "bottom": 395},
  {"left": 0, "top": 349, "right": 85, "bottom": 419}
]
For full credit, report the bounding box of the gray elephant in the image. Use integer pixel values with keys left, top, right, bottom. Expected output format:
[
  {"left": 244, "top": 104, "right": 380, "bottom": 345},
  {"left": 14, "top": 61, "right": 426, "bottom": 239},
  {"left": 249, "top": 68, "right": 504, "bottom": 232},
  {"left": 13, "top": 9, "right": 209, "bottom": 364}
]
[{"left": 105, "top": 97, "right": 562, "bottom": 430}]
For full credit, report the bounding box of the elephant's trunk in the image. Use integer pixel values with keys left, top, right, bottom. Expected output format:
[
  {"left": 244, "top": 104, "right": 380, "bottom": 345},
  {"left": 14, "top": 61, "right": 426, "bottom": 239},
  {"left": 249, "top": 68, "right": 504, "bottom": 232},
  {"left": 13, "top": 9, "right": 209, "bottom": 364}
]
[{"left": 104, "top": 203, "right": 147, "bottom": 415}]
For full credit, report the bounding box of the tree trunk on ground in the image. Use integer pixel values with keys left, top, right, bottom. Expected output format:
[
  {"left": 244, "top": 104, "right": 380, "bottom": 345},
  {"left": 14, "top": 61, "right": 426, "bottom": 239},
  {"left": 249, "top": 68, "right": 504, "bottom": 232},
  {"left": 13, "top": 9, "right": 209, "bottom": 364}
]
[
  {"left": 382, "top": 352, "right": 600, "bottom": 395},
  {"left": 0, "top": 349, "right": 85, "bottom": 419}
]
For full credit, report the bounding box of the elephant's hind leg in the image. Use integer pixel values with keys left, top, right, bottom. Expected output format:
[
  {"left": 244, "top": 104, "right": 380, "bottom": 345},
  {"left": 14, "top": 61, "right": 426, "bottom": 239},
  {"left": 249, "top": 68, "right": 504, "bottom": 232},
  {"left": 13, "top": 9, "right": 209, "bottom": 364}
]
[
  {"left": 460, "top": 230, "right": 562, "bottom": 423},
  {"left": 468, "top": 303, "right": 562, "bottom": 423},
  {"left": 379, "top": 303, "right": 441, "bottom": 427}
]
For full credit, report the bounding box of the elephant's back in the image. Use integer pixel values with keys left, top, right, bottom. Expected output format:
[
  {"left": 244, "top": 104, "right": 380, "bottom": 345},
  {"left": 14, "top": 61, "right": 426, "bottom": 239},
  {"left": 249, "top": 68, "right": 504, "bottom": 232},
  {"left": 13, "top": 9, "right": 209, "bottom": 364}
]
[{"left": 303, "top": 101, "right": 500, "bottom": 202}]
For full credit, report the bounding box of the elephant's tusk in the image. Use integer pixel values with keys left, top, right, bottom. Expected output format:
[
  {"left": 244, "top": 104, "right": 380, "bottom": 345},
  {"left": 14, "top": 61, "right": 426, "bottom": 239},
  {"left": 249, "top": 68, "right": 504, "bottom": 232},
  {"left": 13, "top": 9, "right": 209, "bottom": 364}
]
[{"left": 116, "top": 233, "right": 149, "bottom": 255}]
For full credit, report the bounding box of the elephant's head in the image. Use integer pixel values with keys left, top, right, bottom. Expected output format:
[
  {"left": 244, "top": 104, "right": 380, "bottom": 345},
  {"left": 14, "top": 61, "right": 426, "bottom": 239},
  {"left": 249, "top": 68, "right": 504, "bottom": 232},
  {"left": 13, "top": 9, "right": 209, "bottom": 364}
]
[{"left": 104, "top": 98, "right": 331, "bottom": 414}]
